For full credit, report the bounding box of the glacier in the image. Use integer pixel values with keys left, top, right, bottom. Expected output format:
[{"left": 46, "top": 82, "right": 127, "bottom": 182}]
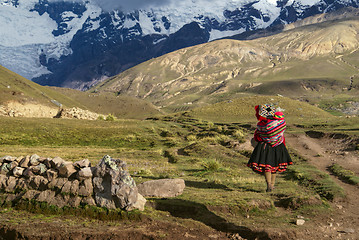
[{"left": 0, "top": 0, "right": 357, "bottom": 88}]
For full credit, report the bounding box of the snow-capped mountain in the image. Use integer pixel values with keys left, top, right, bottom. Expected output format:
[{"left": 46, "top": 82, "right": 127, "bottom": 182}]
[{"left": 0, "top": 0, "right": 358, "bottom": 89}]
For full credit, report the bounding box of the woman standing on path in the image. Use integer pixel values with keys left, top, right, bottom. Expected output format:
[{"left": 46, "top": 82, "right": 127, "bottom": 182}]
[{"left": 247, "top": 104, "right": 293, "bottom": 192}]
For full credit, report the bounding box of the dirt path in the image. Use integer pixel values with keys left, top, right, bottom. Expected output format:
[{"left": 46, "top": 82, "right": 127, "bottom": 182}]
[{"left": 286, "top": 133, "right": 359, "bottom": 240}]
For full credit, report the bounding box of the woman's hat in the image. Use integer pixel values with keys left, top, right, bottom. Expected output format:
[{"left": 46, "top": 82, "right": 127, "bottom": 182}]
[{"left": 259, "top": 104, "right": 276, "bottom": 118}]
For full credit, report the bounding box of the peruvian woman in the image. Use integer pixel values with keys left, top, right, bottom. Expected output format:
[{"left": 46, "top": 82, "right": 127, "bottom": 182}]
[{"left": 247, "top": 104, "right": 293, "bottom": 192}]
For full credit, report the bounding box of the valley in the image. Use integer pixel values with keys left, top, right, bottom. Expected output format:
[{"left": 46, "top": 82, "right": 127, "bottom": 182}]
[
  {"left": 0, "top": 3, "right": 359, "bottom": 239},
  {"left": 0, "top": 113, "right": 358, "bottom": 239}
]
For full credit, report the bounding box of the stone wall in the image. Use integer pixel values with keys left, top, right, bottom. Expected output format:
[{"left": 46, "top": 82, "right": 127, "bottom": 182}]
[
  {"left": 0, "top": 155, "right": 145, "bottom": 211},
  {"left": 55, "top": 107, "right": 103, "bottom": 120}
]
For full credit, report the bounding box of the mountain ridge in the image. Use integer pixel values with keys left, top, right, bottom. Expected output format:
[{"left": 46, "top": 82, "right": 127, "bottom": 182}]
[
  {"left": 1, "top": 0, "right": 359, "bottom": 89},
  {"left": 91, "top": 15, "right": 359, "bottom": 112}
]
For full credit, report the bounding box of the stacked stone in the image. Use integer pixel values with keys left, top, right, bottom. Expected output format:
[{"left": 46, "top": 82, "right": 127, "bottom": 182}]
[
  {"left": 57, "top": 107, "right": 102, "bottom": 120},
  {"left": 0, "top": 155, "right": 145, "bottom": 211}
]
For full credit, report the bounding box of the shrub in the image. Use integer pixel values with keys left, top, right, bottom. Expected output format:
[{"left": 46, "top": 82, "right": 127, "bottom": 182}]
[
  {"left": 185, "top": 134, "right": 197, "bottom": 142},
  {"left": 105, "top": 114, "right": 115, "bottom": 121},
  {"left": 202, "top": 159, "right": 222, "bottom": 171},
  {"left": 233, "top": 129, "right": 245, "bottom": 139},
  {"left": 138, "top": 168, "right": 153, "bottom": 176}
]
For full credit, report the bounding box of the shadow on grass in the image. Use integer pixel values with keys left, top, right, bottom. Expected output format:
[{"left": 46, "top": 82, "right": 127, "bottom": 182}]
[
  {"left": 151, "top": 199, "right": 270, "bottom": 240},
  {"left": 185, "top": 180, "right": 232, "bottom": 191}
]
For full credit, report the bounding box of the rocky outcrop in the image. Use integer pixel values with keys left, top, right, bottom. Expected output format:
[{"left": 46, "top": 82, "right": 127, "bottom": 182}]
[
  {"left": 0, "top": 102, "right": 102, "bottom": 120},
  {"left": 0, "top": 155, "right": 145, "bottom": 211},
  {"left": 0, "top": 102, "right": 58, "bottom": 118},
  {"left": 92, "top": 155, "right": 138, "bottom": 211},
  {"left": 55, "top": 107, "right": 102, "bottom": 120}
]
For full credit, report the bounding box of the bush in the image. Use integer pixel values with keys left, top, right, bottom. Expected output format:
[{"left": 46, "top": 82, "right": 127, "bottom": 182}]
[
  {"left": 202, "top": 159, "right": 222, "bottom": 171},
  {"left": 185, "top": 134, "right": 197, "bottom": 142},
  {"left": 105, "top": 114, "right": 115, "bottom": 121}
]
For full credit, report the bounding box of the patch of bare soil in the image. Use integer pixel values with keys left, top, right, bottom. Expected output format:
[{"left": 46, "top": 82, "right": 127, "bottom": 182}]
[
  {"left": 285, "top": 132, "right": 359, "bottom": 240},
  {"left": 0, "top": 210, "right": 229, "bottom": 240}
]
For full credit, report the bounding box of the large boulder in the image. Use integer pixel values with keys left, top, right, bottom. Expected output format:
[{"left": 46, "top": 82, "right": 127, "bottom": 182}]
[
  {"left": 92, "top": 155, "right": 138, "bottom": 210},
  {"left": 137, "top": 179, "right": 186, "bottom": 198}
]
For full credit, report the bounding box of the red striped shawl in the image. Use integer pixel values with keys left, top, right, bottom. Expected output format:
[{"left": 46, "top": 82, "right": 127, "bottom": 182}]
[{"left": 254, "top": 118, "right": 286, "bottom": 147}]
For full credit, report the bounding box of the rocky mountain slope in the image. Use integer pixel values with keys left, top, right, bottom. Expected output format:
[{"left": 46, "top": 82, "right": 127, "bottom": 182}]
[
  {"left": 92, "top": 12, "right": 359, "bottom": 111},
  {"left": 1, "top": 0, "right": 359, "bottom": 89},
  {"left": 0, "top": 65, "right": 160, "bottom": 118}
]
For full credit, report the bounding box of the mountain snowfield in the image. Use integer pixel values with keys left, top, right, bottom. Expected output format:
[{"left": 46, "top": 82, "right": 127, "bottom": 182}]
[{"left": 0, "top": 0, "right": 355, "bottom": 88}]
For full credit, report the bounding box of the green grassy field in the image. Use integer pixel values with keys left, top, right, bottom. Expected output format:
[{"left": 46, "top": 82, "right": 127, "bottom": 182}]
[{"left": 1, "top": 111, "right": 353, "bottom": 231}]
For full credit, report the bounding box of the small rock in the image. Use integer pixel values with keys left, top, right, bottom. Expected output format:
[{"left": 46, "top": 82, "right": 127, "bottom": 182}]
[
  {"left": 297, "top": 215, "right": 305, "bottom": 219},
  {"left": 23, "top": 167, "right": 35, "bottom": 178},
  {"left": 22, "top": 190, "right": 40, "bottom": 200},
  {"left": 336, "top": 204, "right": 343, "bottom": 210},
  {"left": 46, "top": 169, "right": 58, "bottom": 182},
  {"left": 78, "top": 179, "right": 93, "bottom": 197},
  {"left": 36, "top": 190, "right": 56, "bottom": 202},
  {"left": 128, "top": 193, "right": 146, "bottom": 211},
  {"left": 5, "top": 176, "right": 17, "bottom": 192},
  {"left": 29, "top": 154, "right": 40, "bottom": 166},
  {"left": 74, "top": 159, "right": 91, "bottom": 169},
  {"left": 68, "top": 196, "right": 82, "bottom": 207},
  {"left": 58, "top": 161, "right": 77, "bottom": 178},
  {"left": 340, "top": 228, "right": 355, "bottom": 234},
  {"left": 61, "top": 180, "right": 72, "bottom": 193},
  {"left": 1, "top": 156, "right": 15, "bottom": 163},
  {"left": 50, "top": 157, "right": 65, "bottom": 169},
  {"left": 32, "top": 163, "right": 47, "bottom": 175},
  {"left": 0, "top": 163, "right": 12, "bottom": 175},
  {"left": 296, "top": 219, "right": 305, "bottom": 226},
  {"left": 28, "top": 176, "right": 46, "bottom": 190},
  {"left": 12, "top": 167, "right": 25, "bottom": 177},
  {"left": 54, "top": 178, "right": 67, "bottom": 190},
  {"left": 42, "top": 158, "right": 52, "bottom": 169},
  {"left": 16, "top": 179, "right": 27, "bottom": 190},
  {"left": 9, "top": 161, "right": 18, "bottom": 171},
  {"left": 77, "top": 167, "right": 93, "bottom": 180},
  {"left": 81, "top": 197, "right": 96, "bottom": 206},
  {"left": 47, "top": 178, "right": 57, "bottom": 189},
  {"left": 0, "top": 174, "right": 8, "bottom": 188},
  {"left": 14, "top": 156, "right": 24, "bottom": 163},
  {"left": 70, "top": 180, "right": 79, "bottom": 195},
  {"left": 48, "top": 194, "right": 68, "bottom": 208},
  {"left": 19, "top": 156, "right": 30, "bottom": 168}
]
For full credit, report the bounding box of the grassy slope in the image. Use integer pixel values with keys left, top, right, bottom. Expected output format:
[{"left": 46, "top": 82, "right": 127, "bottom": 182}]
[
  {"left": 189, "top": 95, "right": 335, "bottom": 124},
  {"left": 0, "top": 65, "right": 81, "bottom": 108},
  {"left": 0, "top": 113, "right": 350, "bottom": 233},
  {"left": 0, "top": 65, "right": 162, "bottom": 119},
  {"left": 51, "top": 87, "right": 162, "bottom": 119}
]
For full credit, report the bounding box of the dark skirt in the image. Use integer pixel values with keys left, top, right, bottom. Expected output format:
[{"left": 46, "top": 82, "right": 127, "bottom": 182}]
[{"left": 247, "top": 142, "right": 293, "bottom": 174}]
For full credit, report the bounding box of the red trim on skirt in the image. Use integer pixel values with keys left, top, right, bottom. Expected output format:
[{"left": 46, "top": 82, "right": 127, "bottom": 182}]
[{"left": 247, "top": 162, "right": 293, "bottom": 173}]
